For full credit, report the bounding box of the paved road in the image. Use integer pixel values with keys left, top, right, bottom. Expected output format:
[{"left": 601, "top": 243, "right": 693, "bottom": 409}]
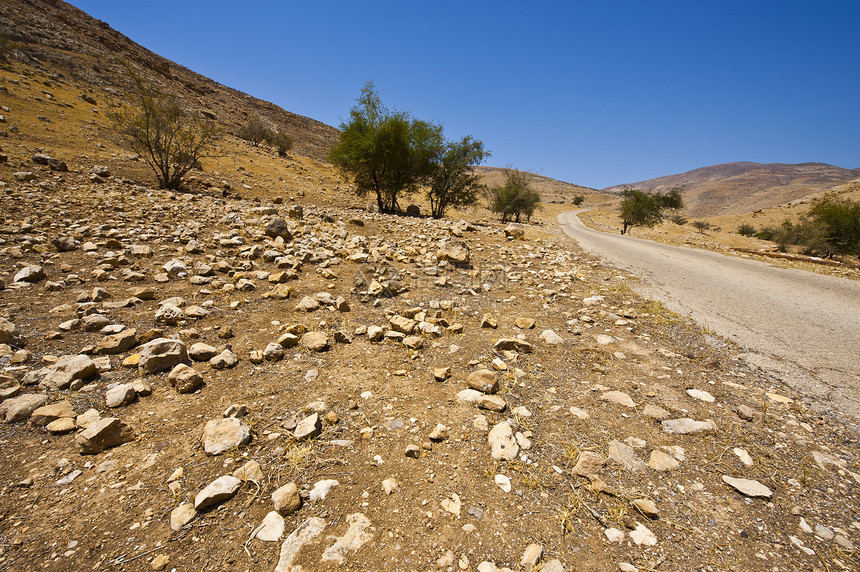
[{"left": 558, "top": 210, "right": 860, "bottom": 424}]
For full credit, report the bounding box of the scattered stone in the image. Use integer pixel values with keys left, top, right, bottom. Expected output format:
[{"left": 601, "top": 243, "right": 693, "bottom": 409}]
[
  {"left": 194, "top": 475, "right": 242, "bottom": 510},
  {"left": 105, "top": 383, "right": 136, "bottom": 408},
  {"left": 467, "top": 369, "right": 499, "bottom": 394},
  {"left": 633, "top": 498, "right": 659, "bottom": 519},
  {"left": 662, "top": 418, "right": 717, "bottom": 435},
  {"left": 321, "top": 512, "right": 373, "bottom": 563},
  {"left": 255, "top": 511, "right": 286, "bottom": 542},
  {"left": 37, "top": 354, "right": 96, "bottom": 391},
  {"left": 476, "top": 394, "right": 507, "bottom": 412},
  {"left": 520, "top": 544, "right": 542, "bottom": 569},
  {"left": 0, "top": 317, "right": 24, "bottom": 347},
  {"left": 210, "top": 348, "right": 238, "bottom": 369},
  {"left": 273, "top": 482, "right": 302, "bottom": 515},
  {"left": 648, "top": 449, "right": 680, "bottom": 471},
  {"left": 736, "top": 404, "right": 756, "bottom": 421},
  {"left": 309, "top": 479, "right": 338, "bottom": 501},
  {"left": 686, "top": 388, "right": 715, "bottom": 402},
  {"left": 1, "top": 393, "right": 49, "bottom": 423},
  {"left": 630, "top": 523, "right": 657, "bottom": 546},
  {"left": 722, "top": 475, "right": 773, "bottom": 499},
  {"left": 138, "top": 338, "right": 188, "bottom": 374},
  {"left": 274, "top": 517, "right": 327, "bottom": 572},
  {"left": 493, "top": 338, "right": 533, "bottom": 354},
  {"left": 188, "top": 342, "right": 217, "bottom": 361},
  {"left": 600, "top": 390, "right": 636, "bottom": 408},
  {"left": 202, "top": 418, "right": 251, "bottom": 455},
  {"left": 607, "top": 440, "right": 647, "bottom": 472},
  {"left": 429, "top": 424, "right": 449, "bottom": 441},
  {"left": 301, "top": 332, "right": 329, "bottom": 352},
  {"left": 233, "top": 460, "right": 264, "bottom": 482},
  {"left": 30, "top": 400, "right": 76, "bottom": 426},
  {"left": 76, "top": 417, "right": 126, "bottom": 454},
  {"left": 572, "top": 451, "right": 607, "bottom": 477},
  {"left": 170, "top": 503, "right": 197, "bottom": 531},
  {"left": 168, "top": 363, "right": 203, "bottom": 394},
  {"left": 294, "top": 413, "right": 322, "bottom": 440},
  {"left": 488, "top": 421, "right": 519, "bottom": 460},
  {"left": 494, "top": 474, "right": 512, "bottom": 493}
]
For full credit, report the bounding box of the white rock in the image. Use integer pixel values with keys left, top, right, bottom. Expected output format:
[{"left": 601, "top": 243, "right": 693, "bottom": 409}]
[
  {"left": 194, "top": 475, "right": 242, "bottom": 510},
  {"left": 275, "top": 517, "right": 327, "bottom": 572},
  {"left": 733, "top": 447, "right": 753, "bottom": 466},
  {"left": 605, "top": 528, "right": 625, "bottom": 543},
  {"left": 321, "top": 513, "right": 373, "bottom": 563},
  {"left": 722, "top": 475, "right": 772, "bottom": 498},
  {"left": 630, "top": 523, "right": 657, "bottom": 546},
  {"left": 494, "top": 474, "right": 512, "bottom": 493},
  {"left": 309, "top": 479, "right": 338, "bottom": 501},
  {"left": 488, "top": 421, "right": 519, "bottom": 461},
  {"left": 686, "top": 388, "right": 715, "bottom": 402},
  {"left": 255, "top": 511, "right": 286, "bottom": 542}
]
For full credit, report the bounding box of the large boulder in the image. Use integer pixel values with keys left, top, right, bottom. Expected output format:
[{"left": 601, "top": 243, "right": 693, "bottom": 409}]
[
  {"left": 38, "top": 355, "right": 97, "bottom": 391},
  {"left": 138, "top": 338, "right": 188, "bottom": 374},
  {"left": 0, "top": 317, "right": 24, "bottom": 347},
  {"left": 265, "top": 217, "right": 292, "bottom": 241},
  {"left": 1, "top": 394, "right": 48, "bottom": 423},
  {"left": 202, "top": 418, "right": 251, "bottom": 455},
  {"left": 436, "top": 241, "right": 470, "bottom": 265},
  {"left": 76, "top": 417, "right": 127, "bottom": 454}
]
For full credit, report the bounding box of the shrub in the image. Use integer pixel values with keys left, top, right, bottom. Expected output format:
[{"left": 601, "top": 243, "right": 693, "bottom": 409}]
[
  {"left": 737, "top": 223, "right": 756, "bottom": 236},
  {"left": 109, "top": 69, "right": 220, "bottom": 190},
  {"left": 670, "top": 214, "right": 688, "bottom": 225},
  {"left": 237, "top": 116, "right": 271, "bottom": 146},
  {"left": 490, "top": 169, "right": 541, "bottom": 223},
  {"left": 572, "top": 195, "right": 584, "bottom": 206},
  {"left": 619, "top": 185, "right": 684, "bottom": 234},
  {"left": 692, "top": 220, "right": 711, "bottom": 233},
  {"left": 267, "top": 131, "right": 293, "bottom": 156}
]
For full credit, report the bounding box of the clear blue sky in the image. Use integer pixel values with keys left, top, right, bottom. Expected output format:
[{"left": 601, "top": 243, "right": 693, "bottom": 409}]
[{"left": 71, "top": 0, "right": 859, "bottom": 189}]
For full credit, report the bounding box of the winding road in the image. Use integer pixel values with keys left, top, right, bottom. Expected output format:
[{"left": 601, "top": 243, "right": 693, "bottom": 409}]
[{"left": 558, "top": 210, "right": 860, "bottom": 424}]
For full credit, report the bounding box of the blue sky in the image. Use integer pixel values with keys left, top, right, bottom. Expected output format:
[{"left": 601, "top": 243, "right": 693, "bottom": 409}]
[{"left": 71, "top": 1, "right": 859, "bottom": 189}]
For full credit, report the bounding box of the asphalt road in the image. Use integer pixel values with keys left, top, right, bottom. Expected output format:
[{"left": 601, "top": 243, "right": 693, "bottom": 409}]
[{"left": 558, "top": 210, "right": 860, "bottom": 424}]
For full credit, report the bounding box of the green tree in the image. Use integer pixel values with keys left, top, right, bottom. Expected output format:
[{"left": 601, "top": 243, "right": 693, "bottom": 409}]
[
  {"left": 572, "top": 195, "right": 585, "bottom": 206},
  {"left": 619, "top": 185, "right": 684, "bottom": 234},
  {"left": 737, "top": 223, "right": 756, "bottom": 236},
  {"left": 807, "top": 195, "right": 860, "bottom": 256},
  {"left": 330, "top": 81, "right": 443, "bottom": 213},
  {"left": 691, "top": 220, "right": 711, "bottom": 233},
  {"left": 426, "top": 136, "right": 489, "bottom": 219},
  {"left": 238, "top": 115, "right": 271, "bottom": 146},
  {"left": 490, "top": 169, "right": 541, "bottom": 223},
  {"left": 109, "top": 70, "right": 220, "bottom": 190},
  {"left": 267, "top": 131, "right": 293, "bottom": 156}
]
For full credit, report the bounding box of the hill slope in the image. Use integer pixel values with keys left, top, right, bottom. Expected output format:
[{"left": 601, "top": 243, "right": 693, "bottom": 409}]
[
  {"left": 0, "top": 0, "right": 339, "bottom": 161},
  {"left": 603, "top": 161, "right": 860, "bottom": 217}
]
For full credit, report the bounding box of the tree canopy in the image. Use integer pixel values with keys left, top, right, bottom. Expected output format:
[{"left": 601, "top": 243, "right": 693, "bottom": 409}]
[
  {"left": 619, "top": 186, "right": 684, "bottom": 234},
  {"left": 490, "top": 169, "right": 541, "bottom": 223},
  {"left": 330, "top": 82, "right": 487, "bottom": 216}
]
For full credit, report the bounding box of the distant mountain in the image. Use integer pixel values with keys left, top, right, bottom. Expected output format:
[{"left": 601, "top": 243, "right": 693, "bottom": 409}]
[
  {"left": 0, "top": 0, "right": 339, "bottom": 161},
  {"left": 603, "top": 162, "right": 860, "bottom": 217}
]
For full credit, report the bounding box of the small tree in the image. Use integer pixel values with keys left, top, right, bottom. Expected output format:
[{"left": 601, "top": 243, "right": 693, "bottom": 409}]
[
  {"left": 267, "top": 131, "right": 293, "bottom": 156},
  {"left": 619, "top": 185, "right": 684, "bottom": 234},
  {"left": 109, "top": 70, "right": 220, "bottom": 190},
  {"left": 572, "top": 195, "right": 585, "bottom": 206},
  {"left": 737, "top": 223, "right": 756, "bottom": 236},
  {"left": 490, "top": 169, "right": 541, "bottom": 223},
  {"left": 426, "top": 135, "right": 489, "bottom": 219},
  {"left": 237, "top": 115, "right": 271, "bottom": 146},
  {"left": 692, "top": 220, "right": 711, "bottom": 233},
  {"left": 330, "top": 81, "right": 443, "bottom": 213}
]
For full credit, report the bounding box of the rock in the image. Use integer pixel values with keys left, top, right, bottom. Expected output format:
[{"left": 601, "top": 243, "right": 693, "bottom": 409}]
[
  {"left": 168, "top": 363, "right": 203, "bottom": 394},
  {"left": 233, "top": 460, "right": 264, "bottom": 482},
  {"left": 686, "top": 388, "right": 715, "bottom": 402},
  {"left": 0, "top": 317, "right": 24, "bottom": 347},
  {"left": 572, "top": 451, "right": 607, "bottom": 476},
  {"left": 721, "top": 475, "right": 773, "bottom": 499},
  {"left": 255, "top": 511, "right": 285, "bottom": 542},
  {"left": 150, "top": 554, "right": 169, "bottom": 571},
  {"left": 595, "top": 334, "right": 615, "bottom": 345},
  {"left": 480, "top": 314, "right": 497, "bottom": 329},
  {"left": 515, "top": 317, "right": 536, "bottom": 329},
  {"left": 76, "top": 417, "right": 126, "bottom": 454},
  {"left": 467, "top": 369, "right": 499, "bottom": 394},
  {"left": 433, "top": 367, "right": 451, "bottom": 381},
  {"left": 493, "top": 338, "right": 533, "bottom": 354},
  {"left": 633, "top": 498, "right": 659, "bottom": 519},
  {"left": 309, "top": 479, "right": 338, "bottom": 501},
  {"left": 630, "top": 523, "right": 657, "bottom": 546},
  {"left": 95, "top": 329, "right": 138, "bottom": 355},
  {"left": 46, "top": 417, "right": 76, "bottom": 434},
  {"left": 607, "top": 440, "right": 646, "bottom": 471},
  {"left": 265, "top": 217, "right": 292, "bottom": 240},
  {"left": 263, "top": 342, "right": 285, "bottom": 361},
  {"left": 600, "top": 391, "right": 636, "bottom": 408},
  {"left": 170, "top": 503, "right": 197, "bottom": 531},
  {"left": 138, "top": 338, "right": 188, "bottom": 373},
  {"left": 476, "top": 394, "right": 507, "bottom": 412},
  {"left": 38, "top": 355, "right": 97, "bottom": 390},
  {"left": 274, "top": 517, "right": 327, "bottom": 572},
  {"left": 155, "top": 303, "right": 184, "bottom": 325},
  {"left": 210, "top": 348, "right": 238, "bottom": 369},
  {"left": 389, "top": 315, "right": 417, "bottom": 334},
  {"left": 539, "top": 329, "right": 564, "bottom": 344},
  {"left": 104, "top": 384, "right": 136, "bottom": 408},
  {"left": 194, "top": 475, "right": 242, "bottom": 510},
  {"left": 494, "top": 474, "right": 512, "bottom": 493},
  {"left": 648, "top": 449, "right": 680, "bottom": 471},
  {"left": 661, "top": 418, "right": 717, "bottom": 435},
  {"left": 1, "top": 393, "right": 49, "bottom": 423},
  {"left": 429, "top": 424, "right": 449, "bottom": 441},
  {"left": 294, "top": 295, "right": 320, "bottom": 312},
  {"left": 642, "top": 404, "right": 670, "bottom": 420},
  {"left": 733, "top": 447, "right": 753, "bottom": 466},
  {"left": 736, "top": 404, "right": 756, "bottom": 421},
  {"left": 402, "top": 335, "right": 423, "bottom": 350},
  {"left": 301, "top": 332, "right": 329, "bottom": 352},
  {"left": 14, "top": 265, "right": 44, "bottom": 283},
  {"left": 504, "top": 223, "right": 525, "bottom": 239},
  {"left": 488, "top": 421, "right": 519, "bottom": 460},
  {"left": 294, "top": 413, "right": 322, "bottom": 440},
  {"left": 520, "top": 544, "right": 542, "bottom": 569},
  {"left": 202, "top": 418, "right": 251, "bottom": 455},
  {"left": 436, "top": 241, "right": 470, "bottom": 265},
  {"left": 277, "top": 333, "right": 300, "bottom": 348},
  {"left": 188, "top": 343, "right": 217, "bottom": 361},
  {"left": 273, "top": 482, "right": 302, "bottom": 515},
  {"left": 75, "top": 408, "right": 101, "bottom": 429}
]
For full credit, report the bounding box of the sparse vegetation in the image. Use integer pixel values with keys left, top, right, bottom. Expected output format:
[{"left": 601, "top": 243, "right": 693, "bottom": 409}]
[
  {"left": 670, "top": 214, "right": 688, "bottom": 225},
  {"left": 759, "top": 196, "right": 860, "bottom": 257},
  {"left": 267, "top": 130, "right": 293, "bottom": 156},
  {"left": 692, "top": 220, "right": 711, "bottom": 233},
  {"left": 619, "top": 185, "right": 684, "bottom": 234},
  {"left": 572, "top": 195, "right": 585, "bottom": 206},
  {"left": 490, "top": 168, "right": 542, "bottom": 222},
  {"left": 737, "top": 222, "right": 756, "bottom": 236},
  {"left": 109, "top": 69, "right": 220, "bottom": 190},
  {"left": 237, "top": 115, "right": 271, "bottom": 147},
  {"left": 426, "top": 135, "right": 489, "bottom": 219}
]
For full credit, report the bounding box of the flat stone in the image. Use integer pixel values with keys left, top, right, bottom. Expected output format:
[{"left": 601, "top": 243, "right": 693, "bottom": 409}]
[
  {"left": 539, "top": 329, "right": 564, "bottom": 344},
  {"left": 301, "top": 332, "right": 329, "bottom": 352},
  {"left": 600, "top": 390, "right": 636, "bottom": 408},
  {"left": 1, "top": 393, "right": 49, "bottom": 423},
  {"left": 46, "top": 417, "right": 77, "bottom": 434},
  {"left": 76, "top": 417, "right": 125, "bottom": 454},
  {"left": 686, "top": 388, "right": 715, "bottom": 402},
  {"left": 633, "top": 498, "right": 659, "bottom": 519},
  {"left": 170, "top": 503, "right": 197, "bottom": 531},
  {"left": 476, "top": 394, "right": 507, "bottom": 412},
  {"left": 607, "top": 440, "right": 646, "bottom": 471},
  {"left": 210, "top": 348, "right": 238, "bottom": 369},
  {"left": 95, "top": 329, "right": 137, "bottom": 355},
  {"left": 0, "top": 317, "right": 24, "bottom": 347},
  {"left": 520, "top": 544, "right": 542, "bottom": 569},
  {"left": 662, "top": 418, "right": 717, "bottom": 435},
  {"left": 274, "top": 517, "right": 327, "bottom": 572},
  {"left": 105, "top": 383, "right": 136, "bottom": 408},
  {"left": 309, "top": 479, "right": 338, "bottom": 501},
  {"left": 572, "top": 451, "right": 607, "bottom": 476},
  {"left": 30, "top": 400, "right": 76, "bottom": 426},
  {"left": 722, "top": 475, "right": 772, "bottom": 498},
  {"left": 642, "top": 404, "right": 670, "bottom": 420},
  {"left": 255, "top": 511, "right": 285, "bottom": 542},
  {"left": 202, "top": 418, "right": 251, "bottom": 455},
  {"left": 648, "top": 449, "right": 680, "bottom": 471},
  {"left": 630, "top": 523, "right": 657, "bottom": 546},
  {"left": 38, "top": 355, "right": 97, "bottom": 391},
  {"left": 188, "top": 343, "right": 217, "bottom": 361},
  {"left": 493, "top": 338, "right": 533, "bottom": 354},
  {"left": 233, "top": 460, "right": 264, "bottom": 482},
  {"left": 194, "top": 475, "right": 242, "bottom": 510},
  {"left": 294, "top": 413, "right": 322, "bottom": 440}
]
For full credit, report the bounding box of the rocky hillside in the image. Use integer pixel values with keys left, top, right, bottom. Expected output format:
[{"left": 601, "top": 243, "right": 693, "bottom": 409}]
[
  {"left": 603, "top": 162, "right": 860, "bottom": 218},
  {"left": 0, "top": 0, "right": 339, "bottom": 161},
  {"left": 0, "top": 5, "right": 859, "bottom": 572},
  {"left": 474, "top": 167, "right": 602, "bottom": 206}
]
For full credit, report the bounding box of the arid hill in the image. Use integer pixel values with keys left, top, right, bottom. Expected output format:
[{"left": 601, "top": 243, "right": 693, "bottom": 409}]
[
  {"left": 603, "top": 161, "right": 860, "bottom": 218},
  {"left": 474, "top": 166, "right": 600, "bottom": 205},
  {"left": 0, "top": 0, "right": 339, "bottom": 161}
]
